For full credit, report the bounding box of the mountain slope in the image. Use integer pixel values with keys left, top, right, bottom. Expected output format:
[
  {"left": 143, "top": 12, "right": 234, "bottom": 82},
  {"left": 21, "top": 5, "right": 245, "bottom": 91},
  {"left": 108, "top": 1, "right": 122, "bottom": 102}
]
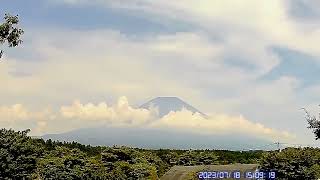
[
  {"left": 42, "top": 126, "right": 271, "bottom": 150},
  {"left": 140, "top": 97, "right": 207, "bottom": 117},
  {"left": 42, "top": 97, "right": 272, "bottom": 150}
]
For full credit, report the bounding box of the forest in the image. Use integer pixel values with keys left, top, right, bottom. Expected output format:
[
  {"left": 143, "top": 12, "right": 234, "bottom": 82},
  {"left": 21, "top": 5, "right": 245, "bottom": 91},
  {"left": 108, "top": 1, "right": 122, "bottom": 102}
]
[{"left": 0, "top": 128, "right": 319, "bottom": 179}]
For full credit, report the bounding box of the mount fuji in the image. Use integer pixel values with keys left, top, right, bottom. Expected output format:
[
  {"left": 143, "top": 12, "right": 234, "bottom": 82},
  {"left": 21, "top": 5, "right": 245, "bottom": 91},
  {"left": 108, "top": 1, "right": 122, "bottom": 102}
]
[
  {"left": 140, "top": 97, "right": 207, "bottom": 118},
  {"left": 42, "top": 97, "right": 270, "bottom": 150}
]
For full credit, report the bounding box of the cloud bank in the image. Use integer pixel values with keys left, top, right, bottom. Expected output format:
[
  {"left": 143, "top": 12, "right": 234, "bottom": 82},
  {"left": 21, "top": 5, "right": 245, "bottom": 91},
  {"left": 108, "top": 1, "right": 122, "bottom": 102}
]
[
  {"left": 60, "top": 96, "right": 158, "bottom": 125},
  {"left": 0, "top": 97, "right": 295, "bottom": 142}
]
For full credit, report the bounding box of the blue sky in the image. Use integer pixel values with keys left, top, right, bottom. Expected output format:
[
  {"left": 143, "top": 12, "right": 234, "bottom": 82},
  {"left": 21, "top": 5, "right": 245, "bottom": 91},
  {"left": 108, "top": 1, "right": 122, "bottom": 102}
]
[{"left": 1, "top": 0, "right": 320, "bottom": 146}]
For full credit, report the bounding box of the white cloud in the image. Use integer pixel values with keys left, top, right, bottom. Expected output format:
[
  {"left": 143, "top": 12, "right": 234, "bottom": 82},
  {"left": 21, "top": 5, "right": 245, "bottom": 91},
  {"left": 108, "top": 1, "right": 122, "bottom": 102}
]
[
  {"left": 52, "top": 0, "right": 320, "bottom": 63},
  {"left": 0, "top": 104, "right": 29, "bottom": 122},
  {"left": 60, "top": 96, "right": 158, "bottom": 125},
  {"left": 50, "top": 0, "right": 285, "bottom": 73},
  {"left": 0, "top": 26, "right": 306, "bottom": 141},
  {"left": 0, "top": 104, "right": 54, "bottom": 134},
  {"left": 150, "top": 109, "right": 295, "bottom": 142},
  {"left": 0, "top": 30, "right": 220, "bottom": 108},
  {"left": 0, "top": 97, "right": 295, "bottom": 142}
]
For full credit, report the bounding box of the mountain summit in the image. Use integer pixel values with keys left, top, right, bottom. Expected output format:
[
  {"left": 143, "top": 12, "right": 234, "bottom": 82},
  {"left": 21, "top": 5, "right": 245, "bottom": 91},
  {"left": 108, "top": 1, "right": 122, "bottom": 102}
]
[
  {"left": 42, "top": 97, "right": 271, "bottom": 150},
  {"left": 140, "top": 97, "right": 207, "bottom": 118}
]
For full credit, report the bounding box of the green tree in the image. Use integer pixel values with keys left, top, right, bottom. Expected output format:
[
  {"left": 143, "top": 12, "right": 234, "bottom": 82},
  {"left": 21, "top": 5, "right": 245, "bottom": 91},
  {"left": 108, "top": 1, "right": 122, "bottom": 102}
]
[
  {"left": 303, "top": 108, "right": 320, "bottom": 140},
  {"left": 260, "top": 147, "right": 320, "bottom": 179},
  {"left": 178, "top": 150, "right": 199, "bottom": 166},
  {"left": 0, "top": 14, "right": 24, "bottom": 59},
  {"left": 101, "top": 147, "right": 159, "bottom": 179},
  {"left": 156, "top": 149, "right": 179, "bottom": 165},
  {"left": 198, "top": 151, "right": 219, "bottom": 165},
  {"left": 0, "top": 129, "right": 43, "bottom": 179},
  {"left": 134, "top": 151, "right": 167, "bottom": 177},
  {"left": 102, "top": 146, "right": 135, "bottom": 169},
  {"left": 105, "top": 161, "right": 158, "bottom": 180},
  {"left": 36, "top": 146, "right": 107, "bottom": 179},
  {"left": 129, "top": 163, "right": 158, "bottom": 180}
]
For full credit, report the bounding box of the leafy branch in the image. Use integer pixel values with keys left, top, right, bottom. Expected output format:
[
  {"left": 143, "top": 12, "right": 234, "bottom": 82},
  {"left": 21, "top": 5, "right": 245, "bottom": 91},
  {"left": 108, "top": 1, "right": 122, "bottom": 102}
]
[{"left": 0, "top": 13, "right": 24, "bottom": 59}]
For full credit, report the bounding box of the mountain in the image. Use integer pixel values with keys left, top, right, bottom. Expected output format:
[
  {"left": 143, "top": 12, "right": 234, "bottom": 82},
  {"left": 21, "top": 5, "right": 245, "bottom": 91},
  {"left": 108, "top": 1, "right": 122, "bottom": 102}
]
[
  {"left": 42, "top": 97, "right": 271, "bottom": 150},
  {"left": 140, "top": 97, "right": 207, "bottom": 118},
  {"left": 42, "top": 126, "right": 271, "bottom": 150}
]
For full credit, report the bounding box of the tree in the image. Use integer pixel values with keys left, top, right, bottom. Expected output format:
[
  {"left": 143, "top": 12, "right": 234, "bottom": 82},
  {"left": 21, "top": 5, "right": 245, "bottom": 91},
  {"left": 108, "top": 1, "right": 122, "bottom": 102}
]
[
  {"left": 0, "top": 129, "right": 43, "bottom": 179},
  {"left": 260, "top": 147, "right": 320, "bottom": 179},
  {"left": 36, "top": 146, "right": 108, "bottom": 179},
  {"left": 302, "top": 107, "right": 320, "bottom": 140},
  {"left": 178, "top": 150, "right": 200, "bottom": 166},
  {"left": 0, "top": 13, "right": 24, "bottom": 59},
  {"left": 101, "top": 147, "right": 159, "bottom": 179},
  {"left": 198, "top": 151, "right": 219, "bottom": 165}
]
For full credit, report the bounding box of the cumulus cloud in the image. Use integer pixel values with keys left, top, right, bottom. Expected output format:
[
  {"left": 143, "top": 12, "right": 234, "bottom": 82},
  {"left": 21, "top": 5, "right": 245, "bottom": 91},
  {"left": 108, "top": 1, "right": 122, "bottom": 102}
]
[
  {"left": 58, "top": 96, "right": 295, "bottom": 142},
  {"left": 150, "top": 109, "right": 295, "bottom": 142},
  {"left": 0, "top": 104, "right": 54, "bottom": 134},
  {"left": 0, "top": 104, "right": 30, "bottom": 122},
  {"left": 60, "top": 96, "right": 158, "bottom": 125},
  {"left": 0, "top": 97, "right": 294, "bottom": 142}
]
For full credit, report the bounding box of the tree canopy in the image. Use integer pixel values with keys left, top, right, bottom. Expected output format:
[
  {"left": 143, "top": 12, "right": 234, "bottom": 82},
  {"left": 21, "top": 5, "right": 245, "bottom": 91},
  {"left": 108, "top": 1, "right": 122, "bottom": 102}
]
[
  {"left": 0, "top": 128, "right": 267, "bottom": 179},
  {"left": 260, "top": 147, "right": 320, "bottom": 179},
  {"left": 0, "top": 14, "right": 24, "bottom": 59},
  {"left": 303, "top": 107, "right": 320, "bottom": 140},
  {"left": 0, "top": 129, "right": 43, "bottom": 179}
]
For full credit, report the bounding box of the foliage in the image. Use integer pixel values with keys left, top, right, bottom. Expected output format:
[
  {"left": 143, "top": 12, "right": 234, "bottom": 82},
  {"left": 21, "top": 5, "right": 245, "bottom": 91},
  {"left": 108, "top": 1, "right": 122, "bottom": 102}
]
[
  {"left": 0, "top": 129, "right": 43, "bottom": 180},
  {"left": 2, "top": 128, "right": 319, "bottom": 179},
  {"left": 0, "top": 14, "right": 24, "bottom": 58},
  {"left": 155, "top": 149, "right": 179, "bottom": 165},
  {"left": 260, "top": 147, "right": 320, "bottom": 180},
  {"left": 105, "top": 161, "right": 158, "bottom": 180},
  {"left": 177, "top": 150, "right": 219, "bottom": 166},
  {"left": 303, "top": 108, "right": 320, "bottom": 140},
  {"left": 102, "top": 146, "right": 159, "bottom": 179},
  {"left": 36, "top": 146, "right": 107, "bottom": 179}
]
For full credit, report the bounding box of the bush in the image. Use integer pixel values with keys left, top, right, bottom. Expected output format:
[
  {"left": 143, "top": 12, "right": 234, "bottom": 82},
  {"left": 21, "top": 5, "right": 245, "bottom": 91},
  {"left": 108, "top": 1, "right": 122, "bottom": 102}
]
[
  {"left": 36, "top": 146, "right": 107, "bottom": 179},
  {"left": 260, "top": 147, "right": 320, "bottom": 179},
  {"left": 0, "top": 129, "right": 43, "bottom": 180}
]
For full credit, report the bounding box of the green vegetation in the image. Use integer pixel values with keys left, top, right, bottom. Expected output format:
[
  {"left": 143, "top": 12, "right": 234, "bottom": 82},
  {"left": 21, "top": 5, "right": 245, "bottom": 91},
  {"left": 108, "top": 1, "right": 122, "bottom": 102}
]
[
  {"left": 303, "top": 108, "right": 320, "bottom": 140},
  {"left": 260, "top": 147, "right": 320, "bottom": 180},
  {"left": 0, "top": 14, "right": 24, "bottom": 59},
  {"left": 0, "top": 128, "right": 319, "bottom": 179},
  {"left": 0, "top": 129, "right": 42, "bottom": 179}
]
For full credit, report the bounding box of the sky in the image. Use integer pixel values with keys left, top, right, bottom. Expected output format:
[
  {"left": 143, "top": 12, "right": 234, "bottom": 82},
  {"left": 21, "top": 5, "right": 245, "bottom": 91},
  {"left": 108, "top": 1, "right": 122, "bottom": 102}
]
[{"left": 1, "top": 0, "right": 320, "bottom": 146}]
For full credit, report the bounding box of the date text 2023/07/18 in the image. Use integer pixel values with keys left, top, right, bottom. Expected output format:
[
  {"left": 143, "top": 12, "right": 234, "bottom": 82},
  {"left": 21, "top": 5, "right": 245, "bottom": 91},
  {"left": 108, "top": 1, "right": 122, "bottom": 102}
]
[{"left": 198, "top": 171, "right": 276, "bottom": 179}]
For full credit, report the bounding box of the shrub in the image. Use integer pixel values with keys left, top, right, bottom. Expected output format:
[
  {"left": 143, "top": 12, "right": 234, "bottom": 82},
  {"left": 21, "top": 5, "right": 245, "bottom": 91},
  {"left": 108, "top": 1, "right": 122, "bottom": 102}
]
[
  {"left": 0, "top": 129, "right": 43, "bottom": 180},
  {"left": 260, "top": 147, "right": 320, "bottom": 179}
]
